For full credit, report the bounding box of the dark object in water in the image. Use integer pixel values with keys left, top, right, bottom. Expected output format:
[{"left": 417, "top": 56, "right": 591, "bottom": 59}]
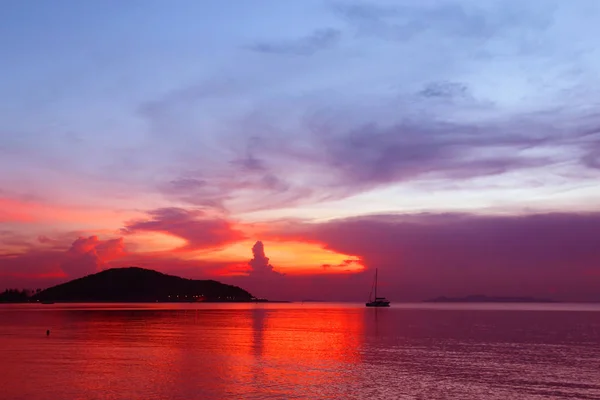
[{"left": 46, "top": 330, "right": 50, "bottom": 336}]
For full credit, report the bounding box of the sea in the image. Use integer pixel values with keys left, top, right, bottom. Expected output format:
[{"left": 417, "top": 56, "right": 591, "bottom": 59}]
[{"left": 1, "top": 302, "right": 599, "bottom": 400}]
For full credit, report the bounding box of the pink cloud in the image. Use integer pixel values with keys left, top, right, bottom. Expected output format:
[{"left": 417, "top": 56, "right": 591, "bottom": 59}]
[
  {"left": 1, "top": 235, "right": 127, "bottom": 288},
  {"left": 60, "top": 236, "right": 126, "bottom": 278},
  {"left": 0, "top": 196, "right": 132, "bottom": 226},
  {"left": 0, "top": 198, "right": 37, "bottom": 222},
  {"left": 122, "top": 207, "right": 246, "bottom": 250}
]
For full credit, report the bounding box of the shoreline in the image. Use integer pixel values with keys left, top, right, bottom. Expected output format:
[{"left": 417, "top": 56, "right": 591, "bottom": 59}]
[{"left": 0, "top": 300, "right": 292, "bottom": 304}]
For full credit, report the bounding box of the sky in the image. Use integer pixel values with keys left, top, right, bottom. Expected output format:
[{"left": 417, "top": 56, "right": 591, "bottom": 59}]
[{"left": 1, "top": 0, "right": 600, "bottom": 301}]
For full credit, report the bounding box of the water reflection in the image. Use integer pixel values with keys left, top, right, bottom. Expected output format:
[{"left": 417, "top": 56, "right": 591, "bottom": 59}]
[
  {"left": 1, "top": 303, "right": 600, "bottom": 399},
  {"left": 0, "top": 304, "right": 369, "bottom": 399}
]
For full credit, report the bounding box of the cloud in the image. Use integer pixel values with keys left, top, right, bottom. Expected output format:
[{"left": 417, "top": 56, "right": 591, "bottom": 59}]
[
  {"left": 221, "top": 240, "right": 287, "bottom": 299},
  {"left": 60, "top": 236, "right": 126, "bottom": 278},
  {"left": 582, "top": 139, "right": 600, "bottom": 169},
  {"left": 248, "top": 241, "right": 284, "bottom": 277},
  {"left": 226, "top": 135, "right": 293, "bottom": 195},
  {"left": 122, "top": 207, "right": 246, "bottom": 250},
  {"left": 322, "top": 258, "right": 361, "bottom": 271},
  {"left": 0, "top": 231, "right": 37, "bottom": 252},
  {"left": 4, "top": 211, "right": 599, "bottom": 302},
  {"left": 157, "top": 133, "right": 313, "bottom": 212},
  {"left": 0, "top": 235, "right": 127, "bottom": 288},
  {"left": 0, "top": 249, "right": 65, "bottom": 288},
  {"left": 121, "top": 0, "right": 600, "bottom": 217},
  {"left": 290, "top": 113, "right": 566, "bottom": 197},
  {"left": 151, "top": 100, "right": 600, "bottom": 215},
  {"left": 37, "top": 235, "right": 52, "bottom": 244},
  {"left": 418, "top": 81, "right": 470, "bottom": 100},
  {"left": 268, "top": 212, "right": 600, "bottom": 301},
  {"left": 138, "top": 78, "right": 249, "bottom": 123},
  {"left": 334, "top": 0, "right": 553, "bottom": 42},
  {"left": 158, "top": 178, "right": 229, "bottom": 211},
  {"left": 247, "top": 28, "right": 341, "bottom": 56},
  {"left": 0, "top": 197, "right": 37, "bottom": 222},
  {"left": 0, "top": 226, "right": 251, "bottom": 290}
]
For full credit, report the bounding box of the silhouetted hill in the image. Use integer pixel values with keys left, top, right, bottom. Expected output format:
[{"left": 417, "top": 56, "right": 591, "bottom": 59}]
[
  {"left": 425, "top": 295, "right": 557, "bottom": 303},
  {"left": 32, "top": 267, "right": 256, "bottom": 303}
]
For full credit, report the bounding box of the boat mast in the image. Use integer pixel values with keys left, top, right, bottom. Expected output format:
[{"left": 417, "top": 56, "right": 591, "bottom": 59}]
[{"left": 375, "top": 268, "right": 378, "bottom": 299}]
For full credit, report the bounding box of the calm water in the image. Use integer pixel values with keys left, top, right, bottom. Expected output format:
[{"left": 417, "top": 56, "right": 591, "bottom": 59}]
[{"left": 1, "top": 303, "right": 600, "bottom": 400}]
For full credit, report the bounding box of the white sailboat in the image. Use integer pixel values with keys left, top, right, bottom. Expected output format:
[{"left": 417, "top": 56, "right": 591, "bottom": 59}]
[{"left": 365, "top": 268, "right": 390, "bottom": 307}]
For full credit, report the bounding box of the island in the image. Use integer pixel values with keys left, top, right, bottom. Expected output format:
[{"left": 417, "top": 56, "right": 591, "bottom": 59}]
[
  {"left": 1, "top": 267, "right": 260, "bottom": 303},
  {"left": 425, "top": 294, "right": 557, "bottom": 303}
]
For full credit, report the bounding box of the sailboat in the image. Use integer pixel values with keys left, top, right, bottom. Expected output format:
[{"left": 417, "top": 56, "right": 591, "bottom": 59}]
[{"left": 366, "top": 268, "right": 390, "bottom": 307}]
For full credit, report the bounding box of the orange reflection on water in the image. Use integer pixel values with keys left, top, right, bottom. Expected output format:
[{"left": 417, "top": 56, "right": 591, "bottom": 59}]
[
  {"left": 260, "top": 307, "right": 364, "bottom": 362},
  {"left": 0, "top": 304, "right": 366, "bottom": 400},
  {"left": 225, "top": 305, "right": 365, "bottom": 398},
  {"left": 4, "top": 303, "right": 600, "bottom": 400}
]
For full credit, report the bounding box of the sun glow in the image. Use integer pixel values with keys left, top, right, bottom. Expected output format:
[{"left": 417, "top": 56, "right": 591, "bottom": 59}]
[
  {"left": 194, "top": 239, "right": 365, "bottom": 275},
  {"left": 126, "top": 231, "right": 188, "bottom": 253}
]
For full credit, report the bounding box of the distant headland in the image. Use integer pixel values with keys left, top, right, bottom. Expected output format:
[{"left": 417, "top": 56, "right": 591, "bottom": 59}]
[
  {"left": 0, "top": 267, "right": 266, "bottom": 303},
  {"left": 425, "top": 294, "right": 557, "bottom": 303}
]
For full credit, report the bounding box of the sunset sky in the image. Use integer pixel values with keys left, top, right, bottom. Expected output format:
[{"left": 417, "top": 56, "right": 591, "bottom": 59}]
[{"left": 2, "top": 0, "right": 600, "bottom": 301}]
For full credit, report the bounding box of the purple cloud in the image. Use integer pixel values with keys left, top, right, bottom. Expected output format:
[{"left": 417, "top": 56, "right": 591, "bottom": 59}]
[{"left": 269, "top": 212, "right": 600, "bottom": 301}]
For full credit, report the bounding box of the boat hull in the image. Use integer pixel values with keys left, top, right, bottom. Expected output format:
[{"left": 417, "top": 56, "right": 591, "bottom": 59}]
[{"left": 365, "top": 301, "right": 390, "bottom": 307}]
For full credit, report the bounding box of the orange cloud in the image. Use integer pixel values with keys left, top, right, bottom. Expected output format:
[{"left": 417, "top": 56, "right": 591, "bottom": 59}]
[
  {"left": 200, "top": 239, "right": 364, "bottom": 275},
  {"left": 1, "top": 204, "right": 367, "bottom": 293}
]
